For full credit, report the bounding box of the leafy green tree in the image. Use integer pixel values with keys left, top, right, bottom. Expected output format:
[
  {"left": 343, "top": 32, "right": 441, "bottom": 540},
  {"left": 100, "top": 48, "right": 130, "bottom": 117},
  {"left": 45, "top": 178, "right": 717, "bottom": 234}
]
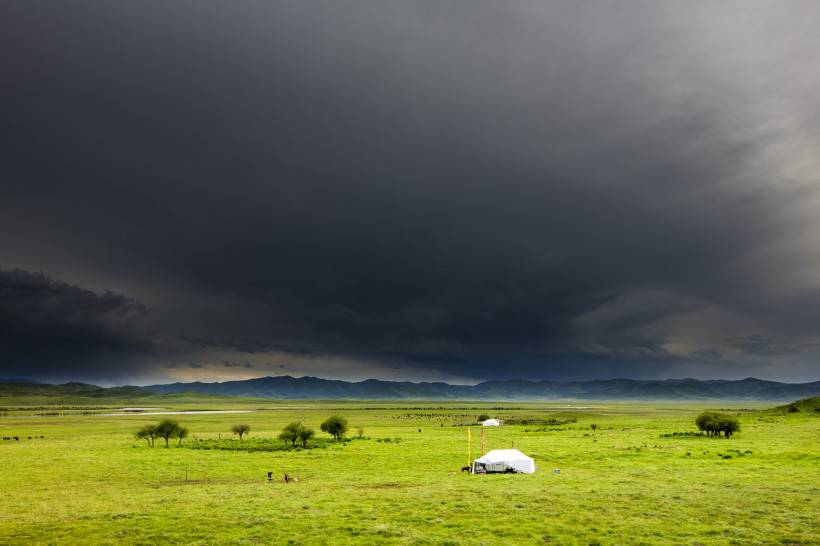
[
  {"left": 297, "top": 426, "right": 315, "bottom": 447},
  {"left": 174, "top": 426, "right": 189, "bottom": 446},
  {"left": 156, "top": 419, "right": 181, "bottom": 448},
  {"left": 279, "top": 421, "right": 303, "bottom": 447},
  {"left": 135, "top": 424, "right": 157, "bottom": 447},
  {"left": 696, "top": 412, "right": 740, "bottom": 438},
  {"left": 232, "top": 424, "right": 250, "bottom": 441},
  {"left": 717, "top": 415, "right": 740, "bottom": 438},
  {"left": 696, "top": 412, "right": 719, "bottom": 437},
  {"left": 477, "top": 414, "right": 490, "bottom": 422},
  {"left": 320, "top": 415, "right": 348, "bottom": 440}
]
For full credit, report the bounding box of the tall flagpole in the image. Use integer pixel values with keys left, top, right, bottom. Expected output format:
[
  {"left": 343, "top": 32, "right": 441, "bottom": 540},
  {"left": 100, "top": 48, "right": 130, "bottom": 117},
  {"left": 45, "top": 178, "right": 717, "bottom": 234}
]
[{"left": 481, "top": 429, "right": 485, "bottom": 456}]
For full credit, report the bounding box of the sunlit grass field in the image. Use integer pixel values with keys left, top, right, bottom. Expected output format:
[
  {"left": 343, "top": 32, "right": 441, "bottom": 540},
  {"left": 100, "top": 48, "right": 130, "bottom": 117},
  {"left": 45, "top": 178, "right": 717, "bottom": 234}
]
[{"left": 0, "top": 397, "right": 817, "bottom": 545}]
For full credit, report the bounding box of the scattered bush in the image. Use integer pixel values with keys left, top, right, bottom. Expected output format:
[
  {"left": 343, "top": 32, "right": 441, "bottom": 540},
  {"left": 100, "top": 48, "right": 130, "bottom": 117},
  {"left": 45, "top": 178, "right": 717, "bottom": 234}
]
[
  {"left": 186, "top": 437, "right": 343, "bottom": 452},
  {"left": 505, "top": 417, "right": 577, "bottom": 426},
  {"left": 662, "top": 431, "right": 706, "bottom": 438}
]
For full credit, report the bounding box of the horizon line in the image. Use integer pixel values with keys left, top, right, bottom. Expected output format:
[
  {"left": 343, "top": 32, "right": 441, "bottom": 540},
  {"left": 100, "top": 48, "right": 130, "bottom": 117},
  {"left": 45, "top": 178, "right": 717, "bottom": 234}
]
[{"left": 4, "top": 374, "right": 819, "bottom": 388}]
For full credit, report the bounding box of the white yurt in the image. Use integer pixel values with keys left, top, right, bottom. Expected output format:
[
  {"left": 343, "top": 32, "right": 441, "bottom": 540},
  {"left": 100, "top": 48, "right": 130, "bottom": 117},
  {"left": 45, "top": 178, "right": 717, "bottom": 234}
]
[
  {"left": 481, "top": 418, "right": 501, "bottom": 426},
  {"left": 472, "top": 449, "right": 536, "bottom": 474}
]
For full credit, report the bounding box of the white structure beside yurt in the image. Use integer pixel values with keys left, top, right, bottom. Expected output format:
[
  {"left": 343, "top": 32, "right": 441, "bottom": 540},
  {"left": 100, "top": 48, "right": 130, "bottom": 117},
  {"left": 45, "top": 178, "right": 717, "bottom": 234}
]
[
  {"left": 472, "top": 449, "right": 535, "bottom": 474},
  {"left": 481, "top": 418, "right": 501, "bottom": 426}
]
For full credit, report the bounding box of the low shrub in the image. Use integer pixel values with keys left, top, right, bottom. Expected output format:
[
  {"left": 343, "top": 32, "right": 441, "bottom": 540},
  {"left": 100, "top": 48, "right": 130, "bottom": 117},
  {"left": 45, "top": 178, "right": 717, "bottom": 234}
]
[
  {"left": 505, "top": 417, "right": 577, "bottom": 426},
  {"left": 185, "top": 437, "right": 346, "bottom": 452}
]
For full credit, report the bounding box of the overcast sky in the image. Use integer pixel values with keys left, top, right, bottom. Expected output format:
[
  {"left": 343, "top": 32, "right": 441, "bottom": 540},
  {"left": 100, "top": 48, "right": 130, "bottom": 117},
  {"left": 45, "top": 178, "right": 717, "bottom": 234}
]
[{"left": 2, "top": 1, "right": 820, "bottom": 385}]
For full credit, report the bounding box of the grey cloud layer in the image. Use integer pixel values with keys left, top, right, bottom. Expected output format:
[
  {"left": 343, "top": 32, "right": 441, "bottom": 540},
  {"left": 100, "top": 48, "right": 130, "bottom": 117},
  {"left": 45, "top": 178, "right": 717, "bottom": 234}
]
[
  {"left": 0, "top": 269, "right": 153, "bottom": 380},
  {"left": 1, "top": 1, "right": 819, "bottom": 382}
]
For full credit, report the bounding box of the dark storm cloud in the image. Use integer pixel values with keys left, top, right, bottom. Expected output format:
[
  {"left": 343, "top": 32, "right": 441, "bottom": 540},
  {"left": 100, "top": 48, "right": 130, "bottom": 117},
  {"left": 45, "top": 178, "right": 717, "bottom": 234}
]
[
  {"left": 223, "top": 361, "right": 253, "bottom": 369},
  {"left": 0, "top": 268, "right": 153, "bottom": 381},
  {"left": 1, "top": 1, "right": 819, "bottom": 383}
]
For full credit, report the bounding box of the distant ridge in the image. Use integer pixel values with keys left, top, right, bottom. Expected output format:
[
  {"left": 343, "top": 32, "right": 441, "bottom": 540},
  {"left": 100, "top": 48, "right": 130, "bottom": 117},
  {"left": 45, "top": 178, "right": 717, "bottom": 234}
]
[
  {"left": 0, "top": 381, "right": 149, "bottom": 399},
  {"left": 142, "top": 375, "right": 820, "bottom": 400},
  {"left": 2, "top": 376, "right": 817, "bottom": 401}
]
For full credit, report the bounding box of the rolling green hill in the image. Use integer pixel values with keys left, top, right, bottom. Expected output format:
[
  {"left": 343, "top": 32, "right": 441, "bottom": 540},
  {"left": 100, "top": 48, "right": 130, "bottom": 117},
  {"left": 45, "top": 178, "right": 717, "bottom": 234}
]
[{"left": 774, "top": 396, "right": 820, "bottom": 413}]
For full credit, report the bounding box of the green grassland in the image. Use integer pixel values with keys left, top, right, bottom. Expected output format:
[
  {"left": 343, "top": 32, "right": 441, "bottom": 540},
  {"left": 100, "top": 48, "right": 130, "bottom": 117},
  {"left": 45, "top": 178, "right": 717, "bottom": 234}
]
[{"left": 0, "top": 396, "right": 817, "bottom": 545}]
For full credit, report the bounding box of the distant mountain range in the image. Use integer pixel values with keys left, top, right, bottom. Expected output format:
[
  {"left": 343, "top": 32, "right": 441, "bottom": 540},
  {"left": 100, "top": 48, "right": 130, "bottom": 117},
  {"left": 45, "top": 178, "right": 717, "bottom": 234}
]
[
  {"left": 142, "top": 375, "right": 820, "bottom": 400},
  {"left": 1, "top": 375, "right": 817, "bottom": 401},
  {"left": 0, "top": 381, "right": 149, "bottom": 399}
]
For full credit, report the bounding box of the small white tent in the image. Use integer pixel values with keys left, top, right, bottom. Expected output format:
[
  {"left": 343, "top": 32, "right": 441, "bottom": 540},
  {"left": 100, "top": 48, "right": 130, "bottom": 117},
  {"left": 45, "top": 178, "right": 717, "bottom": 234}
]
[
  {"left": 472, "top": 449, "right": 535, "bottom": 474},
  {"left": 482, "top": 418, "right": 501, "bottom": 426}
]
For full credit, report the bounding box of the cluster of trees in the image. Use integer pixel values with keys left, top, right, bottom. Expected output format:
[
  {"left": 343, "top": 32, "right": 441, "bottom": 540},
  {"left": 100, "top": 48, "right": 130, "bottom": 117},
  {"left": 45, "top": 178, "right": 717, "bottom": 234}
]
[
  {"left": 696, "top": 412, "right": 741, "bottom": 438},
  {"left": 277, "top": 415, "right": 350, "bottom": 447},
  {"left": 135, "top": 419, "right": 189, "bottom": 447},
  {"left": 320, "top": 415, "right": 348, "bottom": 440},
  {"left": 278, "top": 422, "right": 315, "bottom": 447},
  {"left": 138, "top": 415, "right": 351, "bottom": 449}
]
